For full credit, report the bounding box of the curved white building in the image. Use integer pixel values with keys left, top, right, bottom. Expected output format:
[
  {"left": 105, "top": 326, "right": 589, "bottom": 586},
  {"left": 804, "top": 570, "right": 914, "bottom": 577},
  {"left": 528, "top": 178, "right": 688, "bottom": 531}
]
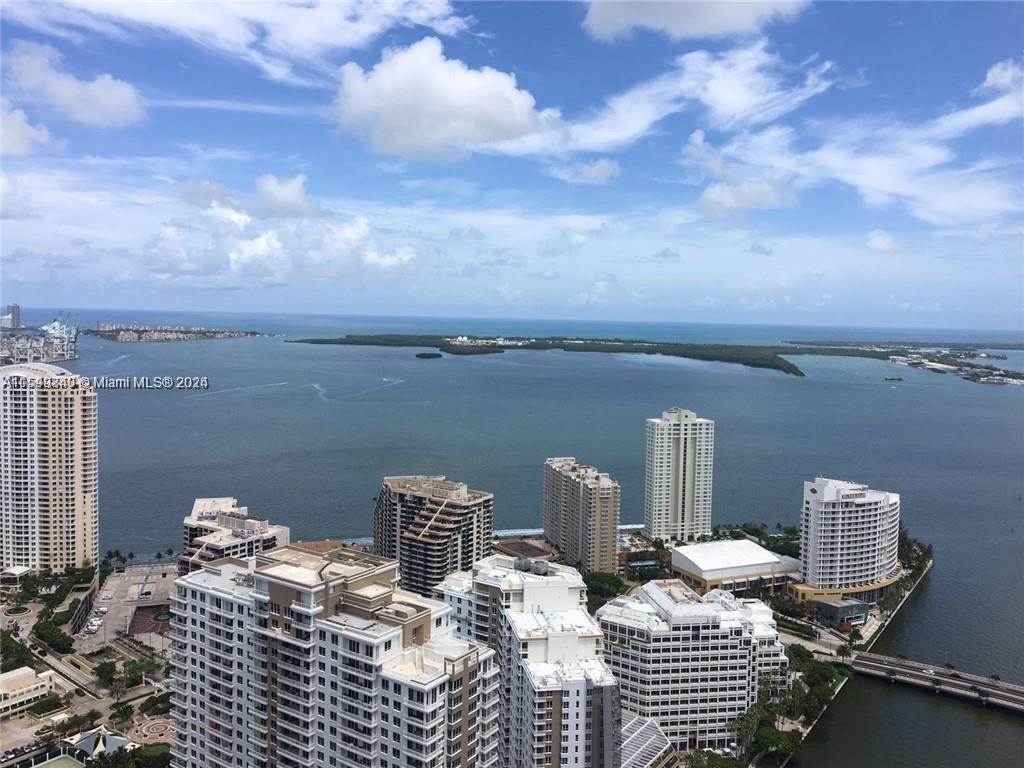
[
  {"left": 0, "top": 363, "right": 98, "bottom": 573},
  {"left": 798, "top": 477, "right": 900, "bottom": 602}
]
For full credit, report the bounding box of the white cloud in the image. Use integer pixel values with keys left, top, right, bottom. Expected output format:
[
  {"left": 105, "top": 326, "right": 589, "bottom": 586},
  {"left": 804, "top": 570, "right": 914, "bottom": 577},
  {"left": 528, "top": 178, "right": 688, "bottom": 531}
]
[
  {"left": 574, "top": 273, "right": 618, "bottom": 305},
  {"left": 401, "top": 177, "right": 479, "bottom": 197},
  {"left": 495, "top": 39, "right": 832, "bottom": 155},
  {"left": 256, "top": 174, "right": 318, "bottom": 217},
  {"left": 5, "top": 41, "right": 145, "bottom": 127},
  {"left": 700, "top": 178, "right": 795, "bottom": 214},
  {"left": 3, "top": 1, "right": 469, "bottom": 86},
  {"left": 548, "top": 158, "right": 621, "bottom": 185},
  {"left": 337, "top": 37, "right": 542, "bottom": 157},
  {"left": 582, "top": 1, "right": 810, "bottom": 42},
  {"left": 1, "top": 174, "right": 36, "bottom": 219},
  {"left": 974, "top": 59, "right": 1023, "bottom": 95},
  {"left": 333, "top": 37, "right": 828, "bottom": 160},
  {"left": 687, "top": 59, "right": 1024, "bottom": 225},
  {"left": 671, "top": 40, "right": 832, "bottom": 129},
  {"left": 1, "top": 101, "right": 58, "bottom": 156},
  {"left": 866, "top": 229, "right": 897, "bottom": 252}
]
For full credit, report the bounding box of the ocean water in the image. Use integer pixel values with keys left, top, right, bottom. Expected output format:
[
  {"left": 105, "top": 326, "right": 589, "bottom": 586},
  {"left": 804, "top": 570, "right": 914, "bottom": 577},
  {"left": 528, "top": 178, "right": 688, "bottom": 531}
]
[{"left": 20, "top": 308, "right": 1024, "bottom": 766}]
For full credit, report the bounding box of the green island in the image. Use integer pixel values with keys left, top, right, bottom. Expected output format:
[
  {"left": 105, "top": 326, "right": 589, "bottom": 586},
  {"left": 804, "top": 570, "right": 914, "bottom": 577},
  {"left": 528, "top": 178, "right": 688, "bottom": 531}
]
[{"left": 290, "top": 333, "right": 1024, "bottom": 383}]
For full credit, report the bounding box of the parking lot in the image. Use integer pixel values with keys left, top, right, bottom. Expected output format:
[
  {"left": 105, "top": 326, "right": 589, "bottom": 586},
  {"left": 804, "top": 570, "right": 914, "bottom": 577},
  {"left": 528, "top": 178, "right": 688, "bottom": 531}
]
[{"left": 76, "top": 563, "right": 177, "bottom": 655}]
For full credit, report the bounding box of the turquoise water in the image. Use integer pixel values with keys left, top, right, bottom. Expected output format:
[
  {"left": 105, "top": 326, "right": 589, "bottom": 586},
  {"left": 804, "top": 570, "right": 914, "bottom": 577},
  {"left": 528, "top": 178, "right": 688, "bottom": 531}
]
[{"left": 21, "top": 308, "right": 1024, "bottom": 766}]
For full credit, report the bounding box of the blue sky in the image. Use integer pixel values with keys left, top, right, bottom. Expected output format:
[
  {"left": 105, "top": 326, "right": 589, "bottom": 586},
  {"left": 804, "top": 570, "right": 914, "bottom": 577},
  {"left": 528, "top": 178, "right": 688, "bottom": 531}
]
[{"left": 1, "top": 1, "right": 1021, "bottom": 329}]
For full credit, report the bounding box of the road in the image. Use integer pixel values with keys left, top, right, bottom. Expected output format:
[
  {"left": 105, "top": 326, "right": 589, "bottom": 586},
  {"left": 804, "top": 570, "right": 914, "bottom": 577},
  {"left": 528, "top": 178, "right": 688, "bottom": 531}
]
[{"left": 851, "top": 651, "right": 1024, "bottom": 712}]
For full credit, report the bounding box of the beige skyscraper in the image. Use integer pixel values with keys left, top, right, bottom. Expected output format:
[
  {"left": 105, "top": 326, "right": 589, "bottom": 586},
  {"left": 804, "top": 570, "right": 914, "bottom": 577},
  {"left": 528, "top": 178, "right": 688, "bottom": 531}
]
[
  {"left": 543, "top": 457, "right": 620, "bottom": 574},
  {"left": 643, "top": 407, "right": 715, "bottom": 543},
  {"left": 0, "top": 363, "right": 98, "bottom": 572},
  {"left": 373, "top": 475, "right": 493, "bottom": 596}
]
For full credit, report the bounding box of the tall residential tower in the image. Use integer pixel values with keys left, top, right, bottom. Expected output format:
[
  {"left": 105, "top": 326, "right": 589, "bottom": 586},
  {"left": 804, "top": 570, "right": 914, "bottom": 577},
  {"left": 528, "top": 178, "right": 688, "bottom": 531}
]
[
  {"left": 543, "top": 457, "right": 620, "bottom": 574},
  {"left": 170, "top": 545, "right": 500, "bottom": 768},
  {"left": 436, "top": 556, "right": 622, "bottom": 768},
  {"left": 0, "top": 363, "right": 98, "bottom": 572},
  {"left": 373, "top": 475, "right": 493, "bottom": 597},
  {"left": 643, "top": 408, "right": 715, "bottom": 543}
]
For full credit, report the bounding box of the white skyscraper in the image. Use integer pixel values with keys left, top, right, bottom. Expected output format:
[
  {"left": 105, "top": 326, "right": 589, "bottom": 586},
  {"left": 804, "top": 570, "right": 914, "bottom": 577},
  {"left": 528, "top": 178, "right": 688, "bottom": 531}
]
[
  {"left": 597, "top": 580, "right": 787, "bottom": 753},
  {"left": 0, "top": 363, "right": 98, "bottom": 573},
  {"left": 796, "top": 477, "right": 901, "bottom": 603},
  {"left": 435, "top": 555, "right": 622, "bottom": 768},
  {"left": 643, "top": 408, "right": 715, "bottom": 543},
  {"left": 170, "top": 545, "right": 500, "bottom": 768}
]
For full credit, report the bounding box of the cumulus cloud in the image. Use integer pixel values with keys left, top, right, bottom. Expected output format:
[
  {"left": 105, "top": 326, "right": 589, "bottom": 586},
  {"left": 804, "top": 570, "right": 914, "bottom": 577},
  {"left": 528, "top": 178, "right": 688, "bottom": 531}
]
[
  {"left": 5, "top": 41, "right": 145, "bottom": 127},
  {"left": 582, "top": 0, "right": 810, "bottom": 41},
  {"left": 866, "top": 230, "right": 897, "bottom": 252},
  {"left": 3, "top": 1, "right": 469, "bottom": 86},
  {"left": 335, "top": 37, "right": 829, "bottom": 159},
  {"left": 748, "top": 241, "right": 773, "bottom": 256},
  {"left": 548, "top": 158, "right": 621, "bottom": 185},
  {"left": 1, "top": 101, "right": 58, "bottom": 156},
  {"left": 256, "top": 174, "right": 318, "bottom": 217},
  {"left": 337, "top": 37, "right": 542, "bottom": 157}
]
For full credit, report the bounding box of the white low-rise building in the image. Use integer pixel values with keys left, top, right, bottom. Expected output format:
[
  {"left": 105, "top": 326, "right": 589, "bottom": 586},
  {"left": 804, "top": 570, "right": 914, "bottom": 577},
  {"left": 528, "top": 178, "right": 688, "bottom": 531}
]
[
  {"left": 597, "top": 580, "right": 787, "bottom": 753},
  {"left": 671, "top": 539, "right": 800, "bottom": 595},
  {"left": 0, "top": 666, "right": 56, "bottom": 718}
]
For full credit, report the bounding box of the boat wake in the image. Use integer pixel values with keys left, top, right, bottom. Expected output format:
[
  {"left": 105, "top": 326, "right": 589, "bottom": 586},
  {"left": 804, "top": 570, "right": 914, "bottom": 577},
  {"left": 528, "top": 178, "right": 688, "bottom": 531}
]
[
  {"left": 186, "top": 381, "right": 288, "bottom": 399},
  {"left": 349, "top": 377, "right": 405, "bottom": 398}
]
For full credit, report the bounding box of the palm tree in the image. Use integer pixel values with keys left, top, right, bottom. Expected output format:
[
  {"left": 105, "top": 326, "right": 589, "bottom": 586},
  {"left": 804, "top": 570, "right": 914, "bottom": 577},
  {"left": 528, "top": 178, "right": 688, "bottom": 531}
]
[
  {"left": 126, "top": 552, "right": 135, "bottom": 566},
  {"left": 165, "top": 547, "right": 174, "bottom": 556},
  {"left": 837, "top": 643, "right": 853, "bottom": 659},
  {"left": 155, "top": 551, "right": 163, "bottom": 560}
]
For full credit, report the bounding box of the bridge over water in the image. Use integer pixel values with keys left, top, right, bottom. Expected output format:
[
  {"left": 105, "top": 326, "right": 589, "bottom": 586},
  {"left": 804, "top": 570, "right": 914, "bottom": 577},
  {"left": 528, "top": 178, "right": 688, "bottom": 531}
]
[{"left": 851, "top": 651, "right": 1024, "bottom": 713}]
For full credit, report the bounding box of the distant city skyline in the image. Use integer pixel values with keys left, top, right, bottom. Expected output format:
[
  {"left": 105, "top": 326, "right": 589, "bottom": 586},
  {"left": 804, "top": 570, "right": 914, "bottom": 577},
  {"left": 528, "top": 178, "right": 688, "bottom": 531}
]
[{"left": 1, "top": 2, "right": 1022, "bottom": 329}]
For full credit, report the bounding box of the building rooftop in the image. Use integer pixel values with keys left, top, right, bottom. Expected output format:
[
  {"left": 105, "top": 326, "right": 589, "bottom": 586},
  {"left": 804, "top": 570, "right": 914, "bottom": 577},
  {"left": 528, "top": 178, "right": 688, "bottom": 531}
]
[
  {"left": 190, "top": 497, "right": 244, "bottom": 518},
  {"left": 597, "top": 579, "right": 777, "bottom": 634},
  {"left": 383, "top": 475, "right": 493, "bottom": 503},
  {"left": 545, "top": 457, "right": 619, "bottom": 488},
  {"left": 384, "top": 637, "right": 484, "bottom": 685},
  {"left": 806, "top": 477, "right": 899, "bottom": 505},
  {"left": 255, "top": 545, "right": 393, "bottom": 587},
  {"left": 0, "top": 665, "right": 50, "bottom": 691},
  {"left": 506, "top": 608, "right": 602, "bottom": 641},
  {"left": 524, "top": 657, "right": 616, "bottom": 689},
  {"left": 674, "top": 539, "right": 785, "bottom": 571},
  {"left": 440, "top": 554, "right": 585, "bottom": 595}
]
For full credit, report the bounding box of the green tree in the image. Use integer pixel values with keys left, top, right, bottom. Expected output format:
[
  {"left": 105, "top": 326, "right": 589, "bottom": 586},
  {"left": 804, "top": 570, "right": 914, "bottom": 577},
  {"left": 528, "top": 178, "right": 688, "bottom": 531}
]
[
  {"left": 110, "top": 700, "right": 134, "bottom": 724},
  {"left": 96, "top": 660, "right": 118, "bottom": 685}
]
